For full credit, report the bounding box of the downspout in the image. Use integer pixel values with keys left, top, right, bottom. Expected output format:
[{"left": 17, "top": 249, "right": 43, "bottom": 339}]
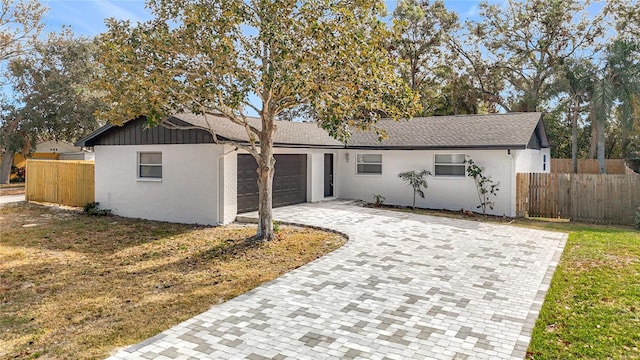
[
  {"left": 508, "top": 149, "right": 515, "bottom": 217},
  {"left": 217, "top": 147, "right": 238, "bottom": 225}
]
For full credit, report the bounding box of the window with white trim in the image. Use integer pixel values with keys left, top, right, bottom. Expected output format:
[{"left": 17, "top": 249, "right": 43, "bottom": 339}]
[
  {"left": 138, "top": 152, "right": 162, "bottom": 179},
  {"left": 434, "top": 154, "right": 466, "bottom": 177},
  {"left": 356, "top": 154, "right": 382, "bottom": 174}
]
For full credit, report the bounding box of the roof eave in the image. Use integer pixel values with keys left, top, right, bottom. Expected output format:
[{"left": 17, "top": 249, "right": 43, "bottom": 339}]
[
  {"left": 342, "top": 144, "right": 527, "bottom": 151},
  {"left": 74, "top": 123, "right": 115, "bottom": 147}
]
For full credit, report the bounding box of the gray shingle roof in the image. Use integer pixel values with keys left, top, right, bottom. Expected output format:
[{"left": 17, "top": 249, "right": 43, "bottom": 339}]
[
  {"left": 345, "top": 112, "right": 545, "bottom": 149},
  {"left": 77, "top": 112, "right": 547, "bottom": 150},
  {"left": 172, "top": 113, "right": 344, "bottom": 147}
]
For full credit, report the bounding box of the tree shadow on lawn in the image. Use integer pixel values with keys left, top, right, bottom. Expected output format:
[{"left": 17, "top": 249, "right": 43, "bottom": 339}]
[{"left": 0, "top": 203, "right": 345, "bottom": 359}]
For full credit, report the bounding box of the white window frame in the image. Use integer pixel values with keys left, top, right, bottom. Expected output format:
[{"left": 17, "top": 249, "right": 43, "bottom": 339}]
[
  {"left": 137, "top": 151, "right": 162, "bottom": 180},
  {"left": 356, "top": 153, "right": 382, "bottom": 175},
  {"left": 434, "top": 153, "right": 466, "bottom": 177}
]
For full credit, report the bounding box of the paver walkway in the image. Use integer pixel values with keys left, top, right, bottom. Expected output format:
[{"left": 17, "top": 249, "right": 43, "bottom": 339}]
[{"left": 110, "top": 201, "right": 567, "bottom": 360}]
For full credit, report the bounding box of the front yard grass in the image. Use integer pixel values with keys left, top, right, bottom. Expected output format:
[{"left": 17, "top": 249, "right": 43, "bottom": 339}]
[
  {"left": 0, "top": 202, "right": 345, "bottom": 359},
  {"left": 526, "top": 223, "right": 640, "bottom": 359}
]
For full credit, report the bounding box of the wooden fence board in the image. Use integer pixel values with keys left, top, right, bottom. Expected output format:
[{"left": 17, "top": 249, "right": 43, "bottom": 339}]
[
  {"left": 516, "top": 173, "right": 529, "bottom": 217},
  {"left": 551, "top": 159, "right": 626, "bottom": 174},
  {"left": 516, "top": 172, "right": 640, "bottom": 225},
  {"left": 26, "top": 160, "right": 94, "bottom": 207}
]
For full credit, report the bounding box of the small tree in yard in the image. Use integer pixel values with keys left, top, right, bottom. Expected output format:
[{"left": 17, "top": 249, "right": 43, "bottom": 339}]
[
  {"left": 97, "top": 0, "right": 419, "bottom": 241},
  {"left": 466, "top": 159, "right": 499, "bottom": 215},
  {"left": 398, "top": 169, "right": 431, "bottom": 209}
]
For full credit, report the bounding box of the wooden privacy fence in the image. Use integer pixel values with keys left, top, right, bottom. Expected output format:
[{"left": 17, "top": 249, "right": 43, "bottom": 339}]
[
  {"left": 516, "top": 172, "right": 640, "bottom": 225},
  {"left": 551, "top": 159, "right": 627, "bottom": 174},
  {"left": 26, "top": 160, "right": 94, "bottom": 207}
]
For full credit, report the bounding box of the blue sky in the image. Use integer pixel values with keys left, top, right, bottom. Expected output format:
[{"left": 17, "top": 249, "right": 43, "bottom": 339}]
[{"left": 42, "top": 0, "right": 486, "bottom": 36}]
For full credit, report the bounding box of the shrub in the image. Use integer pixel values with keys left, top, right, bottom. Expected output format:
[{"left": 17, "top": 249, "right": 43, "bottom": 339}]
[
  {"left": 372, "top": 194, "right": 386, "bottom": 207},
  {"left": 83, "top": 202, "right": 111, "bottom": 216},
  {"left": 398, "top": 169, "right": 432, "bottom": 209},
  {"left": 466, "top": 159, "right": 499, "bottom": 215},
  {"left": 635, "top": 208, "right": 640, "bottom": 230}
]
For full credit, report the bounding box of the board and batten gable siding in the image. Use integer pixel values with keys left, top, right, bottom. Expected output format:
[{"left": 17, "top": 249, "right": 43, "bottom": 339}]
[
  {"left": 336, "top": 149, "right": 516, "bottom": 216},
  {"left": 94, "top": 144, "right": 226, "bottom": 225},
  {"left": 92, "top": 117, "right": 214, "bottom": 146}
]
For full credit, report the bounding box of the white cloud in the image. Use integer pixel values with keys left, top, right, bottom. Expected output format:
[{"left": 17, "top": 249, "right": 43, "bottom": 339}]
[
  {"left": 93, "top": 0, "right": 150, "bottom": 24},
  {"left": 43, "top": 0, "right": 151, "bottom": 36}
]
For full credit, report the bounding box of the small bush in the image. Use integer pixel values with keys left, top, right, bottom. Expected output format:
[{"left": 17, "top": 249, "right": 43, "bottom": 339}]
[
  {"left": 635, "top": 209, "right": 640, "bottom": 230},
  {"left": 83, "top": 202, "right": 111, "bottom": 216},
  {"left": 372, "top": 194, "right": 386, "bottom": 207},
  {"left": 273, "top": 221, "right": 281, "bottom": 233}
]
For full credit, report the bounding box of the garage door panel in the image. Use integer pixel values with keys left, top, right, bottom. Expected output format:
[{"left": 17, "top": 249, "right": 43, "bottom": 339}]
[{"left": 237, "top": 154, "right": 307, "bottom": 213}]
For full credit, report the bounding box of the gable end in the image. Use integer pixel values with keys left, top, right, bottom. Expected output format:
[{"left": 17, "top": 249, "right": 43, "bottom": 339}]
[
  {"left": 526, "top": 118, "right": 550, "bottom": 150},
  {"left": 88, "top": 117, "right": 214, "bottom": 146}
]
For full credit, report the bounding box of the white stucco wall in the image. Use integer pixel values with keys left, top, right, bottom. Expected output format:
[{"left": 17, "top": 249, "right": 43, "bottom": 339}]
[
  {"left": 219, "top": 148, "right": 238, "bottom": 224},
  {"left": 336, "top": 149, "right": 517, "bottom": 216},
  {"left": 95, "top": 142, "right": 547, "bottom": 224},
  {"left": 513, "top": 148, "right": 551, "bottom": 173},
  {"left": 95, "top": 144, "right": 224, "bottom": 225}
]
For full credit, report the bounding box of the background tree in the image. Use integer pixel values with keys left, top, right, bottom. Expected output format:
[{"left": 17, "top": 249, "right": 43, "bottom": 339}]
[
  {"left": 558, "top": 58, "right": 596, "bottom": 173},
  {"left": 0, "top": 34, "right": 105, "bottom": 183},
  {"left": 612, "top": 0, "right": 639, "bottom": 40},
  {"left": 0, "top": 0, "right": 45, "bottom": 64},
  {"left": 397, "top": 169, "right": 431, "bottom": 209},
  {"left": 589, "top": 39, "right": 640, "bottom": 173},
  {"left": 391, "top": 0, "right": 458, "bottom": 116},
  {"left": 0, "top": 0, "right": 46, "bottom": 182},
  {"left": 97, "top": 0, "right": 418, "bottom": 240},
  {"left": 459, "top": 0, "right": 606, "bottom": 113}
]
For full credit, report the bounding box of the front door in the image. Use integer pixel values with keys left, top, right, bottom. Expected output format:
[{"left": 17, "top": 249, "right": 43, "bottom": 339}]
[{"left": 324, "top": 154, "right": 334, "bottom": 197}]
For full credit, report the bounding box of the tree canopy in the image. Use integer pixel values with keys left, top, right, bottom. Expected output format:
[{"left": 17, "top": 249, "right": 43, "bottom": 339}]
[
  {"left": 0, "top": 33, "right": 105, "bottom": 183},
  {"left": 97, "top": 0, "right": 419, "bottom": 239}
]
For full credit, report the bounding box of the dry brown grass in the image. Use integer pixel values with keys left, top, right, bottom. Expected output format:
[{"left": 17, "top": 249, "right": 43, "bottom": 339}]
[{"left": 0, "top": 203, "right": 345, "bottom": 359}]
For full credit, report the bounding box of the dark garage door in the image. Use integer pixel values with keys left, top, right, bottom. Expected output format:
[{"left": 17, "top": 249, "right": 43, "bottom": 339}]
[{"left": 237, "top": 154, "right": 307, "bottom": 213}]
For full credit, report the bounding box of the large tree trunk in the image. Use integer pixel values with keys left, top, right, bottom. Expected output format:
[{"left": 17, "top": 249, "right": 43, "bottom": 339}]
[
  {"left": 256, "top": 149, "right": 275, "bottom": 240},
  {"left": 588, "top": 119, "right": 598, "bottom": 159},
  {"left": 597, "top": 118, "right": 607, "bottom": 174},
  {"left": 255, "top": 112, "right": 277, "bottom": 241},
  {"left": 621, "top": 125, "right": 629, "bottom": 160},
  {"left": 571, "top": 97, "right": 579, "bottom": 174},
  {"left": 1, "top": 150, "right": 15, "bottom": 184}
]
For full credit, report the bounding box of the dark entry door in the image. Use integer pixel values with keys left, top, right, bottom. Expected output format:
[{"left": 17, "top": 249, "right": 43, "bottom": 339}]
[
  {"left": 237, "top": 154, "right": 307, "bottom": 213},
  {"left": 324, "top": 154, "right": 334, "bottom": 197}
]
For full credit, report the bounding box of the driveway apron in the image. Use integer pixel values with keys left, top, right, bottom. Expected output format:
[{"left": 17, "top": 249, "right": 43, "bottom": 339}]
[{"left": 110, "top": 201, "right": 567, "bottom": 360}]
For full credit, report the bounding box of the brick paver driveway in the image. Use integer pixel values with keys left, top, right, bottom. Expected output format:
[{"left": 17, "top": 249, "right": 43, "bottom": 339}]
[{"left": 110, "top": 201, "right": 566, "bottom": 360}]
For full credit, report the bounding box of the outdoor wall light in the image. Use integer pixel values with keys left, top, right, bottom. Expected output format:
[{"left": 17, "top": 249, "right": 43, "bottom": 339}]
[{"left": 345, "top": 153, "right": 350, "bottom": 162}]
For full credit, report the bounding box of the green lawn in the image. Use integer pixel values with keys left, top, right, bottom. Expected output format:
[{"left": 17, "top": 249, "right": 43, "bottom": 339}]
[{"left": 526, "top": 223, "right": 640, "bottom": 359}]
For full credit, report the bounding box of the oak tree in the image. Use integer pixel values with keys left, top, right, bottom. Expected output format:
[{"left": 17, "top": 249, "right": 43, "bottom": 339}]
[
  {"left": 0, "top": 34, "right": 105, "bottom": 183},
  {"left": 0, "top": 0, "right": 46, "bottom": 182},
  {"left": 97, "top": 0, "right": 418, "bottom": 240},
  {"left": 391, "top": 0, "right": 459, "bottom": 115},
  {"left": 459, "top": 0, "right": 606, "bottom": 112}
]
